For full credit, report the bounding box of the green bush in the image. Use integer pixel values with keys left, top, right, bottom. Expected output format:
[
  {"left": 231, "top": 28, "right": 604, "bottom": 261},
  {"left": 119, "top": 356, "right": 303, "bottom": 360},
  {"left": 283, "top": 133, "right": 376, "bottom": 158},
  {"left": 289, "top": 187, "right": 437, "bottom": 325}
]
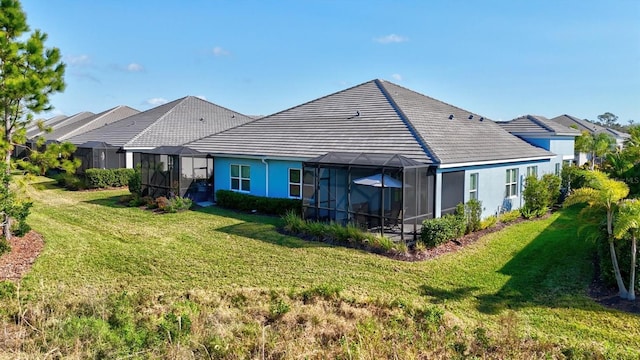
[
  {"left": 128, "top": 166, "right": 141, "bottom": 196},
  {"left": 420, "top": 214, "right": 465, "bottom": 248},
  {"left": 85, "top": 168, "right": 136, "bottom": 189},
  {"left": 163, "top": 197, "right": 192, "bottom": 213},
  {"left": 521, "top": 175, "right": 549, "bottom": 218},
  {"left": 462, "top": 199, "right": 482, "bottom": 234},
  {"left": 9, "top": 201, "right": 32, "bottom": 237},
  {"left": 0, "top": 239, "right": 10, "bottom": 256},
  {"left": 215, "top": 190, "right": 301, "bottom": 216},
  {"left": 480, "top": 215, "right": 497, "bottom": 230},
  {"left": 542, "top": 173, "right": 561, "bottom": 206},
  {"left": 54, "top": 172, "right": 85, "bottom": 190},
  {"left": 498, "top": 210, "right": 521, "bottom": 223}
]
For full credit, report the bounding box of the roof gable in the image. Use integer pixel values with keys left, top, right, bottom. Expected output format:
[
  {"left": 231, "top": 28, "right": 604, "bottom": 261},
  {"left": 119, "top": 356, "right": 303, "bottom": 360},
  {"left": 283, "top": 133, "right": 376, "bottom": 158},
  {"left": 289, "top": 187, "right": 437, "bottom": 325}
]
[
  {"left": 498, "top": 115, "right": 580, "bottom": 136},
  {"left": 550, "top": 114, "right": 629, "bottom": 139},
  {"left": 46, "top": 105, "right": 140, "bottom": 142}
]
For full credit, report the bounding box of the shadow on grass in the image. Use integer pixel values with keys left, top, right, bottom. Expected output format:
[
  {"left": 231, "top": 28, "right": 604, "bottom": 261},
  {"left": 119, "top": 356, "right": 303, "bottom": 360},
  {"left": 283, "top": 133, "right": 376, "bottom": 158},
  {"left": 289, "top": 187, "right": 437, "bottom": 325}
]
[
  {"left": 191, "top": 206, "right": 327, "bottom": 249},
  {"left": 418, "top": 207, "right": 602, "bottom": 314},
  {"left": 84, "top": 195, "right": 129, "bottom": 209},
  {"left": 475, "top": 206, "right": 597, "bottom": 314},
  {"left": 420, "top": 285, "right": 480, "bottom": 304},
  {"left": 30, "top": 178, "right": 61, "bottom": 191}
]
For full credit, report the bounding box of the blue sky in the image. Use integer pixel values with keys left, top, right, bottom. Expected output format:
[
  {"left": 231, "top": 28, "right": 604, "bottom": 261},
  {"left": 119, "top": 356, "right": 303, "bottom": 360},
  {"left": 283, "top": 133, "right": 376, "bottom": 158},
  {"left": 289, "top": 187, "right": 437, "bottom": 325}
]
[{"left": 21, "top": 0, "right": 640, "bottom": 123}]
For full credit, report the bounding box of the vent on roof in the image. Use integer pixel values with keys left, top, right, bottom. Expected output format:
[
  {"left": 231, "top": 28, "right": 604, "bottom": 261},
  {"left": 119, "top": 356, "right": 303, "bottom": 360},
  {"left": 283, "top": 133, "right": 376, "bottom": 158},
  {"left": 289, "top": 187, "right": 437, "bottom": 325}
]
[
  {"left": 468, "top": 115, "right": 473, "bottom": 120},
  {"left": 347, "top": 110, "right": 360, "bottom": 120},
  {"left": 199, "top": 117, "right": 204, "bottom": 121},
  {"left": 448, "top": 114, "right": 454, "bottom": 120},
  {"left": 479, "top": 117, "right": 484, "bottom": 122}
]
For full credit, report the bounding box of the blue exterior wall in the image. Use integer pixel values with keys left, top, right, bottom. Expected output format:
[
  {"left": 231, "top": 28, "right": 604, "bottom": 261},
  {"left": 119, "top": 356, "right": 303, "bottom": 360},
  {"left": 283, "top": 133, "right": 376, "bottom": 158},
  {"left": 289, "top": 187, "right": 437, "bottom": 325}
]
[
  {"left": 439, "top": 158, "right": 553, "bottom": 219},
  {"left": 213, "top": 157, "right": 303, "bottom": 198},
  {"left": 549, "top": 138, "right": 576, "bottom": 161}
]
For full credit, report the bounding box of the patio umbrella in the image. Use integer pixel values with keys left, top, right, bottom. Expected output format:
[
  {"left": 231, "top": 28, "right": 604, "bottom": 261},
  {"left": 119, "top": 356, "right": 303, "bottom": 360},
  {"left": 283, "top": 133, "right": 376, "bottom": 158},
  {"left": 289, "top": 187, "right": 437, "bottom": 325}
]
[{"left": 353, "top": 173, "right": 402, "bottom": 188}]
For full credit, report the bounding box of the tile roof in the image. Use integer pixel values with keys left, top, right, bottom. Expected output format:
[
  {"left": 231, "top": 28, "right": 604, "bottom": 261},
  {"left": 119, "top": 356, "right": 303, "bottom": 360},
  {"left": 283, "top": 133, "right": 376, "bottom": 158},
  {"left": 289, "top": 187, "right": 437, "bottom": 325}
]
[
  {"left": 27, "top": 112, "right": 94, "bottom": 139},
  {"left": 188, "top": 79, "right": 553, "bottom": 165},
  {"left": 65, "top": 96, "right": 253, "bottom": 148},
  {"left": 497, "top": 115, "right": 580, "bottom": 136},
  {"left": 44, "top": 106, "right": 140, "bottom": 142},
  {"left": 550, "top": 114, "right": 630, "bottom": 139}
]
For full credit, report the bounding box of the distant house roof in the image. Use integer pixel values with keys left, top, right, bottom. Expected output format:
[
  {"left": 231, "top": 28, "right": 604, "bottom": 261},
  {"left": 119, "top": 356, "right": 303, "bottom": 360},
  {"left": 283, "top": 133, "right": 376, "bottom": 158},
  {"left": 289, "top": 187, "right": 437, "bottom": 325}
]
[
  {"left": 497, "top": 115, "right": 580, "bottom": 137},
  {"left": 65, "top": 96, "right": 254, "bottom": 148},
  {"left": 40, "top": 105, "right": 140, "bottom": 142},
  {"left": 550, "top": 114, "right": 630, "bottom": 139},
  {"left": 188, "top": 79, "right": 553, "bottom": 165},
  {"left": 27, "top": 111, "right": 95, "bottom": 139}
]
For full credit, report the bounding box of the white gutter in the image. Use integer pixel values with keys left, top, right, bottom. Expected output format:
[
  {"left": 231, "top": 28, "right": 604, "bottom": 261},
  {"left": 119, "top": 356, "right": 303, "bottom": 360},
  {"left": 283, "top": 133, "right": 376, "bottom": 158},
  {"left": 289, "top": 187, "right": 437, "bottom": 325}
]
[
  {"left": 438, "top": 155, "right": 555, "bottom": 169},
  {"left": 261, "top": 157, "right": 269, "bottom": 197}
]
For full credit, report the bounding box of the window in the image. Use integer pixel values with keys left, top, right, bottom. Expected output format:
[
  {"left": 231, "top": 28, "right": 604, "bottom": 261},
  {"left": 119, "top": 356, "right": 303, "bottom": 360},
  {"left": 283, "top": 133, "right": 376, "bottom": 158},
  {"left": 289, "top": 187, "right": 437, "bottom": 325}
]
[
  {"left": 230, "top": 164, "right": 250, "bottom": 192},
  {"left": 289, "top": 168, "right": 302, "bottom": 198},
  {"left": 555, "top": 163, "right": 561, "bottom": 176},
  {"left": 469, "top": 173, "right": 479, "bottom": 200},
  {"left": 505, "top": 168, "right": 518, "bottom": 197},
  {"left": 526, "top": 166, "right": 538, "bottom": 178}
]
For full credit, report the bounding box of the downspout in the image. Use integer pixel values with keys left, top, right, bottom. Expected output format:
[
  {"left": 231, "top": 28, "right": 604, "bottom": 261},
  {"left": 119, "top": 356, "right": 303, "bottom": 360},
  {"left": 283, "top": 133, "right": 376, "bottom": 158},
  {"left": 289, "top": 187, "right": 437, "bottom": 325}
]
[{"left": 261, "top": 157, "right": 269, "bottom": 197}]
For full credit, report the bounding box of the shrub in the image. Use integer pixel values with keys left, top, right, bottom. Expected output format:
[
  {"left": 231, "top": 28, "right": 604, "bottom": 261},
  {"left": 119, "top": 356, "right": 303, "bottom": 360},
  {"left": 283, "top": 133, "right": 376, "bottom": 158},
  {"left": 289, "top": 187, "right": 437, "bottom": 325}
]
[
  {"left": 155, "top": 196, "right": 169, "bottom": 211},
  {"left": 461, "top": 199, "right": 482, "bottom": 234},
  {"left": 85, "top": 168, "right": 136, "bottom": 189},
  {"left": 498, "top": 210, "right": 521, "bottom": 223},
  {"left": 282, "top": 210, "right": 306, "bottom": 234},
  {"left": 521, "top": 175, "right": 549, "bottom": 218},
  {"left": 9, "top": 201, "right": 32, "bottom": 237},
  {"left": 54, "top": 172, "right": 85, "bottom": 190},
  {"left": 480, "top": 215, "right": 497, "bottom": 230},
  {"left": 542, "top": 173, "right": 561, "bottom": 206},
  {"left": 128, "top": 166, "right": 141, "bottom": 196},
  {"left": 215, "top": 189, "right": 301, "bottom": 216},
  {"left": 142, "top": 196, "right": 157, "bottom": 209},
  {"left": 420, "top": 214, "right": 465, "bottom": 248},
  {"left": 163, "top": 197, "right": 192, "bottom": 213}
]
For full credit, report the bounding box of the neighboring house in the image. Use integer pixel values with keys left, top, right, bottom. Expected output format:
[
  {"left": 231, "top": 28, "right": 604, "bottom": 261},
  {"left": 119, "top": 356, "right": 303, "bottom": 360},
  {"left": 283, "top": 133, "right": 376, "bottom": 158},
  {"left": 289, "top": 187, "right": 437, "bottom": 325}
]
[
  {"left": 550, "top": 114, "right": 630, "bottom": 166},
  {"left": 187, "top": 79, "right": 556, "bottom": 233},
  {"left": 497, "top": 115, "right": 580, "bottom": 172},
  {"left": 25, "top": 111, "right": 95, "bottom": 147},
  {"left": 66, "top": 96, "right": 254, "bottom": 170}
]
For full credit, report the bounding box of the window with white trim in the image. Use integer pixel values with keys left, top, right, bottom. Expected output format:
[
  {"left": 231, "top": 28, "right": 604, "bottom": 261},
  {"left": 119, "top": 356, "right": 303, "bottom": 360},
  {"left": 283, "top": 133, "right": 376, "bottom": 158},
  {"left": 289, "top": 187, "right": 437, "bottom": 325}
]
[
  {"left": 230, "top": 164, "right": 250, "bottom": 192},
  {"left": 505, "top": 168, "right": 518, "bottom": 197},
  {"left": 469, "top": 173, "right": 479, "bottom": 200},
  {"left": 526, "top": 166, "right": 538, "bottom": 178},
  {"left": 289, "top": 168, "right": 302, "bottom": 198}
]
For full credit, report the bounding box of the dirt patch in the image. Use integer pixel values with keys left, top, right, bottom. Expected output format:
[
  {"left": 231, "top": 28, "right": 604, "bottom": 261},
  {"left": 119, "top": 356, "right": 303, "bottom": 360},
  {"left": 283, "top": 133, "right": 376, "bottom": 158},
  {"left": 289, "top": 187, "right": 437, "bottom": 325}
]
[
  {"left": 0, "top": 231, "right": 44, "bottom": 281},
  {"left": 588, "top": 254, "right": 640, "bottom": 314}
]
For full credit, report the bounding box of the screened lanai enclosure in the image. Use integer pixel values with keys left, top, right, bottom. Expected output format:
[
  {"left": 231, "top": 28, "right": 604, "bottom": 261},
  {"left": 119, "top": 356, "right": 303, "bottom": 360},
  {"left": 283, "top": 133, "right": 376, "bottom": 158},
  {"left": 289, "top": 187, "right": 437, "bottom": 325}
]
[
  {"left": 302, "top": 152, "right": 435, "bottom": 242},
  {"left": 75, "top": 141, "right": 125, "bottom": 174},
  {"left": 138, "top": 146, "right": 213, "bottom": 203}
]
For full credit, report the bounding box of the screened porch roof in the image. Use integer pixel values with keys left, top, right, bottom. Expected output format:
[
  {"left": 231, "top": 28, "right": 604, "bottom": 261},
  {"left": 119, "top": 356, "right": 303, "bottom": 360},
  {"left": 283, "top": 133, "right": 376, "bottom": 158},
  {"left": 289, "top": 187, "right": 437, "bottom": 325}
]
[{"left": 304, "top": 152, "right": 432, "bottom": 169}]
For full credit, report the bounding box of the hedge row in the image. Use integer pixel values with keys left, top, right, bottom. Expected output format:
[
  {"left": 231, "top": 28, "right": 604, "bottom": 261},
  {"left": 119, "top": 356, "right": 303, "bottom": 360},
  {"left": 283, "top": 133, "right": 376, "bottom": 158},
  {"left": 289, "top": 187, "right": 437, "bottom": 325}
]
[
  {"left": 420, "top": 214, "right": 466, "bottom": 248},
  {"left": 85, "top": 168, "right": 136, "bottom": 189},
  {"left": 215, "top": 190, "right": 301, "bottom": 216}
]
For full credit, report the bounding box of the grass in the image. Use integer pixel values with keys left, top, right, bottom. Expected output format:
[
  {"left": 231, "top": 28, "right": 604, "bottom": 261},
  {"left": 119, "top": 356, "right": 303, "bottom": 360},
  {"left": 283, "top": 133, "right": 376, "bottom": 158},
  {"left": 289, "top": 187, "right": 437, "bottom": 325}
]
[{"left": 1, "top": 176, "right": 639, "bottom": 358}]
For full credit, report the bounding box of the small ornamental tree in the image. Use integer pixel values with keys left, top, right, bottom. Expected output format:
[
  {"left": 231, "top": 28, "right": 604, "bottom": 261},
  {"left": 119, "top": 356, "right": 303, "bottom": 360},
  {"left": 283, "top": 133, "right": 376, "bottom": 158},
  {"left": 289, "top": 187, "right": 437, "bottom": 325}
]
[
  {"left": 0, "top": 0, "right": 66, "bottom": 239},
  {"left": 613, "top": 199, "right": 640, "bottom": 301}
]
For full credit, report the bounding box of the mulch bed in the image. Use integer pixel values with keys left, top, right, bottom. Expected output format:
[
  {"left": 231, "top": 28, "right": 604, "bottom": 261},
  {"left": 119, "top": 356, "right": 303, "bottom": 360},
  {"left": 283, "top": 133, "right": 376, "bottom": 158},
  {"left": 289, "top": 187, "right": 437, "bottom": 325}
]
[{"left": 0, "top": 231, "right": 44, "bottom": 281}]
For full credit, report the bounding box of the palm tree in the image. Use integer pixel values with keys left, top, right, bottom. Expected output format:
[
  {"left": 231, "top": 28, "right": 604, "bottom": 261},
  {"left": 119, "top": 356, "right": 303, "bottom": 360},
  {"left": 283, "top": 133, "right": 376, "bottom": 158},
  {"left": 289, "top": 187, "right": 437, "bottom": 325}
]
[
  {"left": 575, "top": 131, "right": 616, "bottom": 170},
  {"left": 613, "top": 199, "right": 640, "bottom": 301},
  {"left": 565, "top": 171, "right": 630, "bottom": 298}
]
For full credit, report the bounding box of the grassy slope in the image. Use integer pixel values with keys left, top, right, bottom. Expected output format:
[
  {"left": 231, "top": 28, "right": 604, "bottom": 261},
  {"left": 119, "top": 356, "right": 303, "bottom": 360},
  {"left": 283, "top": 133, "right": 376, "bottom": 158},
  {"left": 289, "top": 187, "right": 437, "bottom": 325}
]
[{"left": 19, "top": 178, "right": 640, "bottom": 355}]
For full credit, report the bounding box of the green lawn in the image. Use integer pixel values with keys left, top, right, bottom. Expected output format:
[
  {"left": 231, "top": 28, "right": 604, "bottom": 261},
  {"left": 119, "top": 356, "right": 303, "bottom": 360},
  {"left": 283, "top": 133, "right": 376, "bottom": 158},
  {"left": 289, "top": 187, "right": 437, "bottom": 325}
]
[{"left": 4, "top": 177, "right": 640, "bottom": 358}]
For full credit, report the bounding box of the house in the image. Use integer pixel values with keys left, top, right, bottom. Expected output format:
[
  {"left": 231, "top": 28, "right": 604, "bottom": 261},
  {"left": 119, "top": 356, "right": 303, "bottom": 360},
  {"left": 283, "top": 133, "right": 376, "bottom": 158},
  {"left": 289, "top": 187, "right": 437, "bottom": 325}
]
[
  {"left": 186, "top": 79, "right": 557, "bottom": 238},
  {"left": 497, "top": 115, "right": 579, "bottom": 171},
  {"left": 65, "top": 96, "right": 254, "bottom": 171},
  {"left": 550, "top": 114, "right": 630, "bottom": 166}
]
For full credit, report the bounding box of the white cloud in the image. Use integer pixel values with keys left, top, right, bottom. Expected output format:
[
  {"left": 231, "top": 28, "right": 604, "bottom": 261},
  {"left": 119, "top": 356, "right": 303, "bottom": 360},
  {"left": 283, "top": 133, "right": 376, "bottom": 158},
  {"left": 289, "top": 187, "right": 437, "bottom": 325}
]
[
  {"left": 374, "top": 34, "right": 408, "bottom": 44},
  {"left": 66, "top": 54, "right": 91, "bottom": 66},
  {"left": 145, "top": 97, "right": 168, "bottom": 106},
  {"left": 126, "top": 63, "right": 144, "bottom": 72},
  {"left": 195, "top": 95, "right": 207, "bottom": 101},
  {"left": 212, "top": 46, "right": 230, "bottom": 56},
  {"left": 391, "top": 73, "right": 403, "bottom": 81}
]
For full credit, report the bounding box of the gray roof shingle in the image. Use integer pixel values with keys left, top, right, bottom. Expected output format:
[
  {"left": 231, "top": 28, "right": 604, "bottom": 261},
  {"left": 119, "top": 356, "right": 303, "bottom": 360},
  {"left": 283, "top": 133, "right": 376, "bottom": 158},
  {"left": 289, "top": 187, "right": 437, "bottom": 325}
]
[
  {"left": 42, "top": 106, "right": 140, "bottom": 142},
  {"left": 188, "top": 79, "right": 553, "bottom": 165},
  {"left": 65, "top": 96, "right": 253, "bottom": 147},
  {"left": 550, "top": 114, "right": 630, "bottom": 139},
  {"left": 497, "top": 115, "right": 581, "bottom": 136},
  {"left": 27, "top": 112, "right": 94, "bottom": 139}
]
